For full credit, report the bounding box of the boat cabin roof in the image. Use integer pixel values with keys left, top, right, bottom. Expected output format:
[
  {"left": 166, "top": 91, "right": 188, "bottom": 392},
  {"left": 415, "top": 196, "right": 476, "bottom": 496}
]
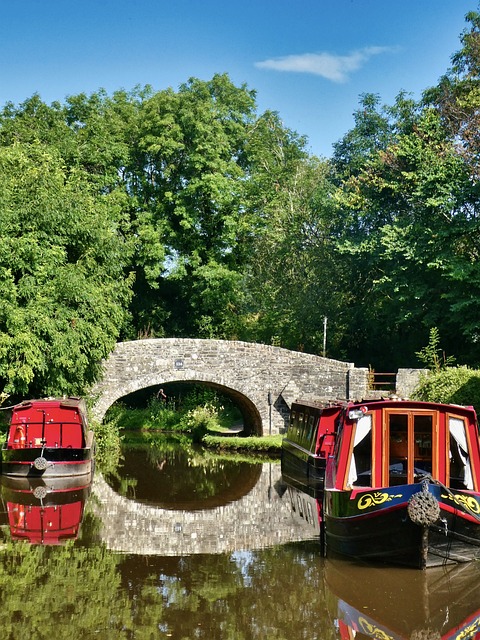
[
  {"left": 323, "top": 398, "right": 480, "bottom": 492},
  {"left": 11, "top": 397, "right": 88, "bottom": 424}
]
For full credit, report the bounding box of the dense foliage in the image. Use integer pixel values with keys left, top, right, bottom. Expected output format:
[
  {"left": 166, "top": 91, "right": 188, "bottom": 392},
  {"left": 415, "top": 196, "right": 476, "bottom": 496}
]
[
  {"left": 413, "top": 366, "right": 480, "bottom": 413},
  {"left": 2, "top": 9, "right": 480, "bottom": 397}
]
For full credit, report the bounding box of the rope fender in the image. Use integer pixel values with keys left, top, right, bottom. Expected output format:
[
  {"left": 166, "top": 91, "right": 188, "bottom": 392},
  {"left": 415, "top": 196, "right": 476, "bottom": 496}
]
[
  {"left": 33, "top": 456, "right": 48, "bottom": 471},
  {"left": 407, "top": 482, "right": 440, "bottom": 526}
]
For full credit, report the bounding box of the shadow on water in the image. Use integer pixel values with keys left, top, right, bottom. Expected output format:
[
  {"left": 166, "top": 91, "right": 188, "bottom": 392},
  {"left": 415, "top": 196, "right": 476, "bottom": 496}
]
[{"left": 0, "top": 445, "right": 479, "bottom": 637}]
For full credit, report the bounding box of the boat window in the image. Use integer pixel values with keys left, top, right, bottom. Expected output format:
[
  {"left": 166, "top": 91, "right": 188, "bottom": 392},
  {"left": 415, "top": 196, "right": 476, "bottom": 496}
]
[
  {"left": 449, "top": 417, "right": 473, "bottom": 490},
  {"left": 289, "top": 411, "right": 301, "bottom": 443},
  {"left": 306, "top": 414, "right": 316, "bottom": 449},
  {"left": 348, "top": 415, "right": 372, "bottom": 487},
  {"left": 413, "top": 414, "right": 432, "bottom": 477},
  {"left": 298, "top": 413, "right": 304, "bottom": 442},
  {"left": 388, "top": 412, "right": 433, "bottom": 485},
  {"left": 389, "top": 414, "right": 408, "bottom": 485}
]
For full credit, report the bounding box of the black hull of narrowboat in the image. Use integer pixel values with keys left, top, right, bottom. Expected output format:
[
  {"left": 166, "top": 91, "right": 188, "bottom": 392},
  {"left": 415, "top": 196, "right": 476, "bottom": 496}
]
[
  {"left": 1, "top": 447, "right": 94, "bottom": 479},
  {"left": 281, "top": 441, "right": 326, "bottom": 492},
  {"left": 324, "top": 485, "right": 480, "bottom": 568}
]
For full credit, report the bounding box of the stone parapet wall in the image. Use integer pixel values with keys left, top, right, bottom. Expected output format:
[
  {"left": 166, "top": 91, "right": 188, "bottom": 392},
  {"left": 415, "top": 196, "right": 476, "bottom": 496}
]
[
  {"left": 91, "top": 339, "right": 369, "bottom": 435},
  {"left": 395, "top": 368, "right": 426, "bottom": 398}
]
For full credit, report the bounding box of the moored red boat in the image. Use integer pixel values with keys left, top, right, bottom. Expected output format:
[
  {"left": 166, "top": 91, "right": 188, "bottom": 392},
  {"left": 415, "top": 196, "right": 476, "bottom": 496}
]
[
  {"left": 283, "top": 397, "right": 480, "bottom": 568},
  {"left": 1, "top": 397, "right": 95, "bottom": 479}
]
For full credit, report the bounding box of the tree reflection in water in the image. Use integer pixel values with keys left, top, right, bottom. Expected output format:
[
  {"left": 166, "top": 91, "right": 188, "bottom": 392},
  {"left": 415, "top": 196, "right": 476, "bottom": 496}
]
[
  {"left": 0, "top": 447, "right": 478, "bottom": 638},
  {"left": 106, "top": 441, "right": 262, "bottom": 509}
]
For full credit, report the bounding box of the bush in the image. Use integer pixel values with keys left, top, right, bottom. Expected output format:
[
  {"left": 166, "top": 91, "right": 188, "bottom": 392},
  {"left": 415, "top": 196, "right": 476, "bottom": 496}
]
[
  {"left": 91, "top": 417, "right": 123, "bottom": 476},
  {"left": 178, "top": 404, "right": 220, "bottom": 442},
  {"left": 412, "top": 366, "right": 480, "bottom": 413}
]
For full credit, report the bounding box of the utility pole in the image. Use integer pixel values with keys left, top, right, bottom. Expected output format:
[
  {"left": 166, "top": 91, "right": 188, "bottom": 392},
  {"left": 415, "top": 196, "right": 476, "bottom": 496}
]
[{"left": 323, "top": 316, "right": 327, "bottom": 358}]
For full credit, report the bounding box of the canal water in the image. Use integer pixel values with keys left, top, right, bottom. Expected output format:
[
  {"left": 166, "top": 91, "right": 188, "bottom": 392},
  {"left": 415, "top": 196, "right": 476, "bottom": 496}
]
[{"left": 1, "top": 443, "right": 480, "bottom": 639}]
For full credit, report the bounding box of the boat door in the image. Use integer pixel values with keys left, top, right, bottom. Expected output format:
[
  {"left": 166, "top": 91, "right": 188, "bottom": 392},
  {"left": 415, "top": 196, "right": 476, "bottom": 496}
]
[{"left": 384, "top": 409, "right": 436, "bottom": 486}]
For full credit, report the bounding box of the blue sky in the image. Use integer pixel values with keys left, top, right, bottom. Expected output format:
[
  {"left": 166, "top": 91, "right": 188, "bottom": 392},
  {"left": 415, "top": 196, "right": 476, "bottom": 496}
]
[{"left": 0, "top": 0, "right": 475, "bottom": 157}]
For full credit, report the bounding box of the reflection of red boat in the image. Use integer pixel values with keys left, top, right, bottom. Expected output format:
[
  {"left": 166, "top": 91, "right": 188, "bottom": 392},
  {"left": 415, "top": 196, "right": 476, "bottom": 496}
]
[
  {"left": 325, "top": 557, "right": 480, "bottom": 640},
  {"left": 283, "top": 398, "right": 480, "bottom": 568},
  {"left": 2, "top": 476, "right": 91, "bottom": 544},
  {"left": 1, "top": 397, "right": 95, "bottom": 478}
]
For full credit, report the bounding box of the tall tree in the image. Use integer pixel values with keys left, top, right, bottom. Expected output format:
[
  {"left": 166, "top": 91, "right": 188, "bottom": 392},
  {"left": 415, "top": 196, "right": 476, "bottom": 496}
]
[
  {"left": 127, "top": 74, "right": 260, "bottom": 339},
  {"left": 334, "top": 96, "right": 480, "bottom": 368},
  {"left": 245, "top": 119, "right": 340, "bottom": 353},
  {"left": 425, "top": 10, "right": 480, "bottom": 179},
  {"left": 0, "top": 143, "right": 133, "bottom": 397}
]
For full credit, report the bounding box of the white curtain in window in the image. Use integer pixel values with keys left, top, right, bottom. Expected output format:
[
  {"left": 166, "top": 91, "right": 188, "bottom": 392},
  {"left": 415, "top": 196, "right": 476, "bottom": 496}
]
[
  {"left": 347, "top": 415, "right": 372, "bottom": 487},
  {"left": 449, "top": 417, "right": 473, "bottom": 490}
]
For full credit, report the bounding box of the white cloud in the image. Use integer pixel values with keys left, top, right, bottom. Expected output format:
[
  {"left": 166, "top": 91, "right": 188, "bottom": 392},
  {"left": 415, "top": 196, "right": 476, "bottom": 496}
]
[{"left": 255, "top": 46, "right": 397, "bottom": 83}]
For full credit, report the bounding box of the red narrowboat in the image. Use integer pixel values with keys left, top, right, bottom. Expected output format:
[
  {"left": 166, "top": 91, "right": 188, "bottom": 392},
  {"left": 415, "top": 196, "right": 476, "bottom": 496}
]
[
  {"left": 1, "top": 397, "right": 95, "bottom": 479},
  {"left": 284, "top": 397, "right": 480, "bottom": 568},
  {"left": 281, "top": 400, "right": 337, "bottom": 493}
]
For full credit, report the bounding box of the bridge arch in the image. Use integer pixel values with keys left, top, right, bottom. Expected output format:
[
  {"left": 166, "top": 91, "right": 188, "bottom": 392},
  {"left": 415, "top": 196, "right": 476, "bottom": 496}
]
[{"left": 90, "top": 338, "right": 369, "bottom": 435}]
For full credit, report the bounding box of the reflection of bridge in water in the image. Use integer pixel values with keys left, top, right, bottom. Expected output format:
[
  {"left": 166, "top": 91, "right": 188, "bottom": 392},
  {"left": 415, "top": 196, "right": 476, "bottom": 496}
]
[{"left": 92, "top": 464, "right": 317, "bottom": 556}]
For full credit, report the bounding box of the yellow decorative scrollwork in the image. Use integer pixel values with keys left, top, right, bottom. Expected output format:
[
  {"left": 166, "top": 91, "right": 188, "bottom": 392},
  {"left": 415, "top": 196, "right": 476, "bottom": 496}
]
[
  {"left": 357, "top": 491, "right": 403, "bottom": 510},
  {"left": 358, "top": 616, "right": 395, "bottom": 640},
  {"left": 441, "top": 492, "right": 480, "bottom": 514},
  {"left": 456, "top": 617, "right": 480, "bottom": 639}
]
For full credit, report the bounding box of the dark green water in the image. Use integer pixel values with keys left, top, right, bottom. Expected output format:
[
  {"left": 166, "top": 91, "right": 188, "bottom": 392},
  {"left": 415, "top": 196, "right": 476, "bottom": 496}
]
[{"left": 0, "top": 445, "right": 479, "bottom": 639}]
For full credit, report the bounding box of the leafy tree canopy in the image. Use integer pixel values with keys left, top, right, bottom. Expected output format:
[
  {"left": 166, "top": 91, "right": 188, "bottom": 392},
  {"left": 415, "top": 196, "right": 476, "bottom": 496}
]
[
  {"left": 0, "top": 143, "right": 133, "bottom": 396},
  {"left": 3, "top": 10, "right": 480, "bottom": 395}
]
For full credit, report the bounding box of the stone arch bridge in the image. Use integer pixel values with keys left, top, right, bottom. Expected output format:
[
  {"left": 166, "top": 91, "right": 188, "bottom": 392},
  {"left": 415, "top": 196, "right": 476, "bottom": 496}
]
[{"left": 90, "top": 338, "right": 419, "bottom": 435}]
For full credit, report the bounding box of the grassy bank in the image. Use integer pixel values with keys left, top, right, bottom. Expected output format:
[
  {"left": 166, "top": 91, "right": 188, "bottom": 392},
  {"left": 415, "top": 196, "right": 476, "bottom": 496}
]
[{"left": 202, "top": 433, "right": 283, "bottom": 453}]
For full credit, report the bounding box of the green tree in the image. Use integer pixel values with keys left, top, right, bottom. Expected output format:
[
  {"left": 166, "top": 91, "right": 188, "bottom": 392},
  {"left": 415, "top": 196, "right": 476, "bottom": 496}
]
[
  {"left": 123, "top": 74, "right": 259, "bottom": 339},
  {"left": 348, "top": 106, "right": 480, "bottom": 366},
  {"left": 326, "top": 42, "right": 480, "bottom": 369},
  {"left": 320, "top": 93, "right": 414, "bottom": 366},
  {"left": 331, "top": 92, "right": 394, "bottom": 181},
  {"left": 243, "top": 151, "right": 346, "bottom": 355},
  {"left": 425, "top": 9, "right": 480, "bottom": 179},
  {"left": 0, "top": 143, "right": 133, "bottom": 396},
  {"left": 0, "top": 78, "right": 321, "bottom": 350}
]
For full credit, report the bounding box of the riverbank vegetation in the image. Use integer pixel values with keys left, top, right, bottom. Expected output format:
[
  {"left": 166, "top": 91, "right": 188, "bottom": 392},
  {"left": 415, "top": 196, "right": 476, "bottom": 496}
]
[
  {"left": 104, "top": 388, "right": 243, "bottom": 439},
  {"left": 97, "top": 387, "right": 283, "bottom": 473},
  {"left": 1, "top": 10, "right": 480, "bottom": 407},
  {"left": 414, "top": 366, "right": 480, "bottom": 413},
  {"left": 410, "top": 328, "right": 480, "bottom": 413}
]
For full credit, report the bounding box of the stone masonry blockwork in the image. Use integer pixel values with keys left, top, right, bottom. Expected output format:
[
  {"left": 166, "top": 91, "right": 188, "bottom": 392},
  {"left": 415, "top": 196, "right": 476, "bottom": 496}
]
[{"left": 90, "top": 339, "right": 422, "bottom": 435}]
